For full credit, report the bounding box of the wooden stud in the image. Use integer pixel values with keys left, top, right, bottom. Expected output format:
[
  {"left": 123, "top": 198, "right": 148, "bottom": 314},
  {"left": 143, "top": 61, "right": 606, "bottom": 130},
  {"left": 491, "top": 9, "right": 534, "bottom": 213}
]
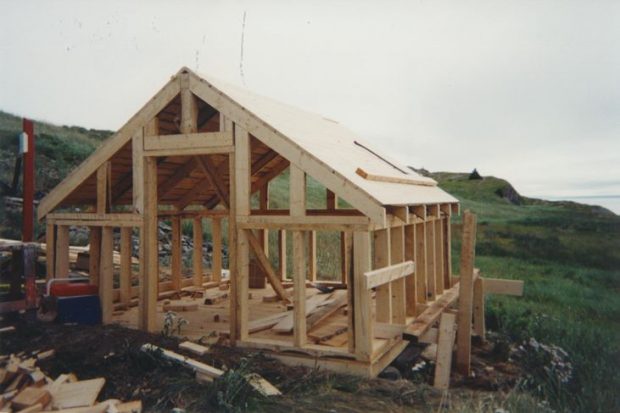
[
  {"left": 245, "top": 230, "right": 290, "bottom": 302},
  {"left": 96, "top": 162, "right": 108, "bottom": 214},
  {"left": 55, "top": 225, "right": 69, "bottom": 279},
  {"left": 212, "top": 217, "right": 222, "bottom": 283},
  {"left": 278, "top": 230, "right": 287, "bottom": 280},
  {"left": 340, "top": 231, "right": 352, "bottom": 285},
  {"left": 425, "top": 215, "right": 436, "bottom": 301},
  {"left": 132, "top": 129, "right": 144, "bottom": 214},
  {"left": 433, "top": 312, "right": 457, "bottom": 390},
  {"left": 234, "top": 126, "right": 251, "bottom": 341},
  {"left": 434, "top": 217, "right": 444, "bottom": 296},
  {"left": 442, "top": 214, "right": 452, "bottom": 289},
  {"left": 404, "top": 224, "right": 417, "bottom": 317},
  {"left": 390, "top": 225, "right": 406, "bottom": 324},
  {"left": 413, "top": 206, "right": 427, "bottom": 305},
  {"left": 346, "top": 231, "right": 355, "bottom": 353},
  {"left": 180, "top": 72, "right": 198, "bottom": 134},
  {"left": 373, "top": 228, "right": 391, "bottom": 323},
  {"left": 326, "top": 189, "right": 336, "bottom": 210},
  {"left": 171, "top": 217, "right": 181, "bottom": 290},
  {"left": 292, "top": 230, "right": 307, "bottom": 347},
  {"left": 353, "top": 231, "right": 373, "bottom": 361},
  {"left": 289, "top": 165, "right": 306, "bottom": 217},
  {"left": 473, "top": 276, "right": 485, "bottom": 341},
  {"left": 195, "top": 156, "right": 230, "bottom": 208},
  {"left": 456, "top": 210, "right": 477, "bottom": 376},
  {"left": 193, "top": 218, "right": 203, "bottom": 287},
  {"left": 45, "top": 223, "right": 55, "bottom": 281},
  {"left": 120, "top": 226, "right": 132, "bottom": 305},
  {"left": 139, "top": 156, "right": 158, "bottom": 332},
  {"left": 259, "top": 185, "right": 269, "bottom": 257},
  {"left": 308, "top": 231, "right": 317, "bottom": 282},
  {"left": 100, "top": 226, "right": 114, "bottom": 324},
  {"left": 88, "top": 227, "right": 101, "bottom": 286}
]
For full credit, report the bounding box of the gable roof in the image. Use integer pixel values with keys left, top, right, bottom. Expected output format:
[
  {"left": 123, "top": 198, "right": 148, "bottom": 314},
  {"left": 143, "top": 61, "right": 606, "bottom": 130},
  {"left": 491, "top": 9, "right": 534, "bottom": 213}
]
[{"left": 38, "top": 67, "right": 457, "bottom": 223}]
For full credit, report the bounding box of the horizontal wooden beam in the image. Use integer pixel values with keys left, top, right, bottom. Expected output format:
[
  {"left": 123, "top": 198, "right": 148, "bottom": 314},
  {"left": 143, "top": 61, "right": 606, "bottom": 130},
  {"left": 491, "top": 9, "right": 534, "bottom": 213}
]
[
  {"left": 238, "top": 215, "right": 371, "bottom": 231},
  {"left": 144, "top": 131, "right": 232, "bottom": 151},
  {"left": 250, "top": 209, "right": 363, "bottom": 216},
  {"left": 46, "top": 213, "right": 141, "bottom": 227},
  {"left": 363, "top": 261, "right": 414, "bottom": 290}
]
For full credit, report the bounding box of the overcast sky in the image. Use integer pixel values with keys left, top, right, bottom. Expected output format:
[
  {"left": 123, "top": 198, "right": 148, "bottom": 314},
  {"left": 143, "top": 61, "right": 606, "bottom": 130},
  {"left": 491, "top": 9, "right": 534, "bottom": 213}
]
[{"left": 1, "top": 1, "right": 618, "bottom": 209}]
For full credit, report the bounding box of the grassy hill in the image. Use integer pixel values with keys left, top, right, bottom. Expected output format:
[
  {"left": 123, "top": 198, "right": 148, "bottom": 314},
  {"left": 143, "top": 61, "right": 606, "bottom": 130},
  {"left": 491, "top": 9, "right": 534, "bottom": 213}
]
[{"left": 0, "top": 110, "right": 618, "bottom": 411}]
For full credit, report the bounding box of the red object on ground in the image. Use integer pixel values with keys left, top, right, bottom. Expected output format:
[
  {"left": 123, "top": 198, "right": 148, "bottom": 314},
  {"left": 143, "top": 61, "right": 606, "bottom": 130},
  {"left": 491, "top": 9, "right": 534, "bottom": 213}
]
[
  {"left": 50, "top": 283, "right": 99, "bottom": 297},
  {"left": 22, "top": 118, "right": 34, "bottom": 243}
]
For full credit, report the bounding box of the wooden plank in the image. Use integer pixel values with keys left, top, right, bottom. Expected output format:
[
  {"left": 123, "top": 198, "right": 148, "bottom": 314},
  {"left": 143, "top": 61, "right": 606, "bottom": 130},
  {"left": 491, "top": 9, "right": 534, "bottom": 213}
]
[
  {"left": 47, "top": 213, "right": 143, "bottom": 223},
  {"left": 258, "top": 185, "right": 269, "bottom": 258},
  {"left": 272, "top": 293, "right": 333, "bottom": 333},
  {"left": 96, "top": 162, "right": 108, "bottom": 214},
  {"left": 305, "top": 290, "right": 347, "bottom": 330},
  {"left": 373, "top": 228, "right": 391, "bottom": 323},
  {"left": 45, "top": 223, "right": 55, "bottom": 281},
  {"left": 195, "top": 155, "right": 230, "bottom": 208},
  {"left": 100, "top": 226, "right": 114, "bottom": 324},
  {"left": 355, "top": 167, "right": 437, "bottom": 187},
  {"left": 170, "top": 217, "right": 181, "bottom": 291},
  {"left": 374, "top": 322, "right": 406, "bottom": 339},
  {"left": 12, "top": 387, "right": 51, "bottom": 410},
  {"left": 211, "top": 217, "right": 222, "bottom": 283},
  {"left": 390, "top": 225, "right": 406, "bottom": 324},
  {"left": 434, "top": 217, "right": 444, "bottom": 295},
  {"left": 483, "top": 278, "right": 524, "bottom": 296},
  {"left": 245, "top": 230, "right": 290, "bottom": 302},
  {"left": 163, "top": 300, "right": 198, "bottom": 311},
  {"left": 473, "top": 276, "right": 485, "bottom": 340},
  {"left": 55, "top": 225, "right": 69, "bottom": 279},
  {"left": 143, "top": 132, "right": 232, "bottom": 151},
  {"left": 278, "top": 230, "right": 287, "bottom": 280},
  {"left": 425, "top": 215, "right": 436, "bottom": 300},
  {"left": 403, "top": 282, "right": 460, "bottom": 339},
  {"left": 132, "top": 129, "right": 144, "bottom": 213},
  {"left": 353, "top": 231, "right": 373, "bottom": 361},
  {"left": 404, "top": 224, "right": 417, "bottom": 316},
  {"left": 340, "top": 231, "right": 352, "bottom": 285},
  {"left": 238, "top": 215, "right": 370, "bottom": 231},
  {"left": 456, "top": 210, "right": 477, "bottom": 376},
  {"left": 52, "top": 378, "right": 105, "bottom": 409},
  {"left": 363, "top": 261, "right": 414, "bottom": 290},
  {"left": 142, "top": 344, "right": 223, "bottom": 378},
  {"left": 414, "top": 220, "right": 427, "bottom": 304},
  {"left": 235, "top": 126, "right": 250, "bottom": 341},
  {"left": 292, "top": 230, "right": 306, "bottom": 347},
  {"left": 442, "top": 214, "right": 452, "bottom": 289},
  {"left": 159, "top": 158, "right": 198, "bottom": 199},
  {"left": 433, "top": 312, "right": 457, "bottom": 390},
  {"left": 139, "top": 156, "right": 158, "bottom": 332},
  {"left": 193, "top": 218, "right": 203, "bottom": 287},
  {"left": 119, "top": 227, "right": 132, "bottom": 306},
  {"left": 248, "top": 311, "right": 290, "bottom": 333},
  {"left": 180, "top": 72, "right": 198, "bottom": 134},
  {"left": 179, "top": 341, "right": 210, "bottom": 356},
  {"left": 308, "top": 231, "right": 317, "bottom": 282}
]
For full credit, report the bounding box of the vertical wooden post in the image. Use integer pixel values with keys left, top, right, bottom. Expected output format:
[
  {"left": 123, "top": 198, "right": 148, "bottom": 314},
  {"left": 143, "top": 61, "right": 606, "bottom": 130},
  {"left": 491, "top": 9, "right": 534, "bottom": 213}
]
[
  {"left": 212, "top": 217, "right": 222, "bottom": 283},
  {"left": 88, "top": 228, "right": 101, "bottom": 286},
  {"left": 340, "top": 231, "right": 352, "bottom": 285},
  {"left": 404, "top": 224, "right": 417, "bottom": 316},
  {"left": 434, "top": 215, "right": 444, "bottom": 296},
  {"left": 193, "top": 218, "right": 203, "bottom": 287},
  {"left": 139, "top": 155, "right": 158, "bottom": 332},
  {"left": 234, "top": 126, "right": 251, "bottom": 341},
  {"left": 353, "top": 231, "right": 373, "bottom": 361},
  {"left": 96, "top": 162, "right": 109, "bottom": 214},
  {"left": 46, "top": 223, "right": 55, "bottom": 281},
  {"left": 374, "top": 228, "right": 391, "bottom": 323},
  {"left": 414, "top": 206, "right": 427, "bottom": 305},
  {"left": 259, "top": 185, "right": 269, "bottom": 257},
  {"left": 120, "top": 227, "right": 132, "bottom": 305},
  {"left": 290, "top": 164, "right": 307, "bottom": 347},
  {"left": 100, "top": 226, "right": 114, "bottom": 324},
  {"left": 326, "top": 189, "right": 336, "bottom": 210},
  {"left": 170, "top": 217, "right": 181, "bottom": 290},
  {"left": 433, "top": 312, "right": 457, "bottom": 389},
  {"left": 390, "top": 225, "right": 406, "bottom": 324},
  {"left": 473, "top": 276, "right": 485, "bottom": 341},
  {"left": 278, "top": 230, "right": 287, "bottom": 280},
  {"left": 441, "top": 207, "right": 453, "bottom": 289},
  {"left": 55, "top": 225, "right": 69, "bottom": 279},
  {"left": 425, "top": 211, "right": 436, "bottom": 301},
  {"left": 180, "top": 72, "right": 198, "bottom": 134},
  {"left": 308, "top": 230, "right": 317, "bottom": 282},
  {"left": 346, "top": 233, "right": 355, "bottom": 353},
  {"left": 456, "top": 210, "right": 477, "bottom": 375},
  {"left": 132, "top": 129, "right": 144, "bottom": 214}
]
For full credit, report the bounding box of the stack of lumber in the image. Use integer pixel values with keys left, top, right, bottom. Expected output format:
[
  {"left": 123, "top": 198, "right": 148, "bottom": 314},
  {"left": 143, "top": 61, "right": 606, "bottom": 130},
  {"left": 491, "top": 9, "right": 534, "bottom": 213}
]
[{"left": 0, "top": 348, "right": 141, "bottom": 413}]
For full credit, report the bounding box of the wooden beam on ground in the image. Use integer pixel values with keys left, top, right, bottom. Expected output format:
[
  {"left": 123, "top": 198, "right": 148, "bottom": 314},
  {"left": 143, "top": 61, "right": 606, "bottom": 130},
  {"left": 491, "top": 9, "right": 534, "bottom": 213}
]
[
  {"left": 373, "top": 228, "right": 391, "bottom": 323},
  {"left": 139, "top": 156, "right": 159, "bottom": 332},
  {"left": 245, "top": 229, "right": 291, "bottom": 303},
  {"left": 456, "top": 210, "right": 477, "bottom": 376},
  {"left": 100, "top": 226, "right": 114, "bottom": 324},
  {"left": 433, "top": 312, "right": 457, "bottom": 390},
  {"left": 193, "top": 218, "right": 203, "bottom": 287},
  {"left": 55, "top": 225, "right": 69, "bottom": 279},
  {"left": 88, "top": 227, "right": 101, "bottom": 286},
  {"left": 120, "top": 227, "right": 132, "bottom": 305},
  {"left": 353, "top": 231, "right": 373, "bottom": 361},
  {"left": 171, "top": 217, "right": 181, "bottom": 291},
  {"left": 212, "top": 217, "right": 222, "bottom": 283}
]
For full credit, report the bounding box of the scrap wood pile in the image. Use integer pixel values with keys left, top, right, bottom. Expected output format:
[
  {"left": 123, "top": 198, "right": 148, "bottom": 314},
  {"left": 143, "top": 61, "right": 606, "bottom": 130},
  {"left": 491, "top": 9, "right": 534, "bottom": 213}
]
[{"left": 0, "top": 347, "right": 141, "bottom": 413}]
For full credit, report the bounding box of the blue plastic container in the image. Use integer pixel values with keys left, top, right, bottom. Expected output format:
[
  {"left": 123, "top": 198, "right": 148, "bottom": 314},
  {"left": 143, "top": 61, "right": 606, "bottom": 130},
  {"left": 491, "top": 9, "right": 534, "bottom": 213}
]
[{"left": 56, "top": 295, "right": 102, "bottom": 325}]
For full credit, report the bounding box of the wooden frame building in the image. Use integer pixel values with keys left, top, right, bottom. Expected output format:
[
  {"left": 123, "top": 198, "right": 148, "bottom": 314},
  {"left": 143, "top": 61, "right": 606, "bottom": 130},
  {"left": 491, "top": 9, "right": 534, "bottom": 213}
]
[{"left": 38, "top": 67, "right": 464, "bottom": 377}]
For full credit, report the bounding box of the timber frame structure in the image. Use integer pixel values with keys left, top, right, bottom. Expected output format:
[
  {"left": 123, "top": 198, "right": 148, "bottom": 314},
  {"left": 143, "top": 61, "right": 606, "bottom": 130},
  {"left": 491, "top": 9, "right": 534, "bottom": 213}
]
[{"left": 38, "top": 67, "right": 516, "bottom": 378}]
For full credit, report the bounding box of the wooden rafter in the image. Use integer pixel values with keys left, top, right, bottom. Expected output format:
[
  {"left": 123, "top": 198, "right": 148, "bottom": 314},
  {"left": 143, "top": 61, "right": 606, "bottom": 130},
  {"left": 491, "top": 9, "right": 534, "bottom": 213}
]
[
  {"left": 195, "top": 156, "right": 229, "bottom": 208},
  {"left": 176, "top": 178, "right": 213, "bottom": 210},
  {"left": 159, "top": 158, "right": 199, "bottom": 199}
]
